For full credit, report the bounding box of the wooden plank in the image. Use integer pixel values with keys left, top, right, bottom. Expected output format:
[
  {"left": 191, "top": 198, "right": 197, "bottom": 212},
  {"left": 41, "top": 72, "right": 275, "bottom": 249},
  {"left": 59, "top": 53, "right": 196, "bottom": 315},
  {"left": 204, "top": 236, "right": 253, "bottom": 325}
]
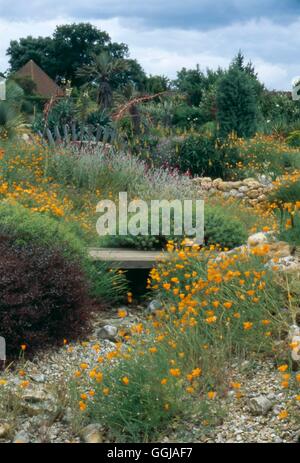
[{"left": 88, "top": 247, "right": 166, "bottom": 269}]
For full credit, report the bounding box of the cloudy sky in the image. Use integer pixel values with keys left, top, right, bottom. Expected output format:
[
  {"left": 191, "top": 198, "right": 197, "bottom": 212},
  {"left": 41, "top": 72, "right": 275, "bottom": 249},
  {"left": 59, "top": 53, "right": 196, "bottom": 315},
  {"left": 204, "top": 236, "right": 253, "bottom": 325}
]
[{"left": 0, "top": 0, "right": 299, "bottom": 89}]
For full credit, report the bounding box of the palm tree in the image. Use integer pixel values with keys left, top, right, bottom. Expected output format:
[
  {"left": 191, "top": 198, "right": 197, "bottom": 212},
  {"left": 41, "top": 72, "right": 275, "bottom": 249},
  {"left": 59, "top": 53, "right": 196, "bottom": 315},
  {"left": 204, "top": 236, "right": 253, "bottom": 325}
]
[{"left": 77, "top": 52, "right": 129, "bottom": 110}]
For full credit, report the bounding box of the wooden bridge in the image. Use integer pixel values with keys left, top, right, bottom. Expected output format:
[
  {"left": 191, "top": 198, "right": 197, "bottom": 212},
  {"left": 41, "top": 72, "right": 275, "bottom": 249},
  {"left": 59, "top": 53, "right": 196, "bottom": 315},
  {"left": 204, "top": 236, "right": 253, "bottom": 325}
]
[{"left": 88, "top": 247, "right": 166, "bottom": 269}]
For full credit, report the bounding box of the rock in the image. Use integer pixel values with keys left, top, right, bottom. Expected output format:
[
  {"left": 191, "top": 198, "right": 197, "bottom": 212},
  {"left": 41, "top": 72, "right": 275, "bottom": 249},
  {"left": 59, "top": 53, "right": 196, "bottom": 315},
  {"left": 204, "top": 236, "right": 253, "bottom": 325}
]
[
  {"left": 29, "top": 373, "right": 46, "bottom": 383},
  {"left": 268, "top": 256, "right": 300, "bottom": 273},
  {"left": 96, "top": 325, "right": 118, "bottom": 341},
  {"left": 238, "top": 186, "right": 249, "bottom": 194},
  {"left": 22, "top": 389, "right": 48, "bottom": 403},
  {"left": 268, "top": 242, "right": 291, "bottom": 259},
  {"left": 229, "top": 189, "right": 239, "bottom": 197},
  {"left": 61, "top": 407, "right": 73, "bottom": 424},
  {"left": 247, "top": 189, "right": 260, "bottom": 199},
  {"left": 243, "top": 178, "right": 261, "bottom": 189},
  {"left": 247, "top": 232, "right": 269, "bottom": 247},
  {"left": 12, "top": 387, "right": 58, "bottom": 418},
  {"left": 212, "top": 178, "right": 223, "bottom": 188},
  {"left": 147, "top": 299, "right": 162, "bottom": 314},
  {"left": 0, "top": 422, "right": 11, "bottom": 438},
  {"left": 257, "top": 194, "right": 267, "bottom": 202},
  {"left": 249, "top": 396, "right": 273, "bottom": 416},
  {"left": 79, "top": 424, "right": 104, "bottom": 443},
  {"left": 13, "top": 431, "right": 30, "bottom": 443},
  {"left": 217, "top": 182, "right": 233, "bottom": 192}
]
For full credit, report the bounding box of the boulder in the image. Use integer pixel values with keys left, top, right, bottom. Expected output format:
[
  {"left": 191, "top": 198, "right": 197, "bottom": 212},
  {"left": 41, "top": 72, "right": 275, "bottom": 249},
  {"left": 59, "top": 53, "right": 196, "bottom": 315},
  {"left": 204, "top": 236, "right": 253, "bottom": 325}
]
[
  {"left": 147, "top": 299, "right": 162, "bottom": 314},
  {"left": 79, "top": 424, "right": 104, "bottom": 443},
  {"left": 247, "top": 232, "right": 269, "bottom": 247},
  {"left": 0, "top": 422, "right": 11, "bottom": 438},
  {"left": 249, "top": 396, "right": 273, "bottom": 416},
  {"left": 96, "top": 325, "right": 118, "bottom": 341},
  {"left": 247, "top": 189, "right": 260, "bottom": 199}
]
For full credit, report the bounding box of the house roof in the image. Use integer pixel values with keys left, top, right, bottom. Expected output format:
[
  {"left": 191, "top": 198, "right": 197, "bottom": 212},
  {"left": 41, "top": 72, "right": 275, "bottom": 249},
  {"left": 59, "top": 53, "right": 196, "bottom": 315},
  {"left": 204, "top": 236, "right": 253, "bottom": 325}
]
[{"left": 15, "top": 60, "right": 64, "bottom": 98}]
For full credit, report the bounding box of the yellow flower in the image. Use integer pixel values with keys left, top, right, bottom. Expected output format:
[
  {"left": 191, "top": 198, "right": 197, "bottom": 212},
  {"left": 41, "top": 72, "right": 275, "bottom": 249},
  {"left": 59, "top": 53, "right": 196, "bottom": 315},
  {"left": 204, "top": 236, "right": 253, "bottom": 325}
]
[
  {"left": 278, "top": 410, "right": 288, "bottom": 420},
  {"left": 243, "top": 322, "right": 253, "bottom": 330},
  {"left": 296, "top": 373, "right": 300, "bottom": 383},
  {"left": 205, "top": 316, "right": 217, "bottom": 324},
  {"left": 231, "top": 382, "right": 241, "bottom": 389},
  {"left": 96, "top": 372, "right": 103, "bottom": 383},
  {"left": 207, "top": 391, "right": 216, "bottom": 400},
  {"left": 161, "top": 378, "right": 168, "bottom": 385},
  {"left": 223, "top": 302, "right": 233, "bottom": 309},
  {"left": 186, "top": 386, "right": 195, "bottom": 394},
  {"left": 118, "top": 309, "right": 127, "bottom": 318},
  {"left": 191, "top": 368, "right": 202, "bottom": 378},
  {"left": 80, "top": 393, "right": 88, "bottom": 400},
  {"left": 79, "top": 401, "right": 87, "bottom": 411},
  {"left": 80, "top": 363, "right": 89, "bottom": 370},
  {"left": 103, "top": 387, "right": 110, "bottom": 396},
  {"left": 277, "top": 364, "right": 288, "bottom": 372},
  {"left": 149, "top": 347, "right": 157, "bottom": 353},
  {"left": 20, "top": 380, "right": 30, "bottom": 389},
  {"left": 122, "top": 376, "right": 129, "bottom": 385},
  {"left": 169, "top": 368, "right": 181, "bottom": 377},
  {"left": 0, "top": 379, "right": 7, "bottom": 386}
]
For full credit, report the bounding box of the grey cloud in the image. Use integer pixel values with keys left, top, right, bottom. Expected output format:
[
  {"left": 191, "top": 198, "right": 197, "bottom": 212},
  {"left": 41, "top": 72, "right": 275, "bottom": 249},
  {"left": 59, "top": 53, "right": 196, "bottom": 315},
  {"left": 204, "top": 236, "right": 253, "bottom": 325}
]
[{"left": 0, "top": 0, "right": 299, "bottom": 29}]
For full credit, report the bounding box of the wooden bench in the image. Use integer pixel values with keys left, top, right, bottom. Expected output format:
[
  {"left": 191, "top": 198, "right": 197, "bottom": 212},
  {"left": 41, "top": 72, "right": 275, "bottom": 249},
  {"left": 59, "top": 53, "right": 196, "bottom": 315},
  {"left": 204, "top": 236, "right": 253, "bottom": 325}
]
[{"left": 88, "top": 247, "right": 166, "bottom": 269}]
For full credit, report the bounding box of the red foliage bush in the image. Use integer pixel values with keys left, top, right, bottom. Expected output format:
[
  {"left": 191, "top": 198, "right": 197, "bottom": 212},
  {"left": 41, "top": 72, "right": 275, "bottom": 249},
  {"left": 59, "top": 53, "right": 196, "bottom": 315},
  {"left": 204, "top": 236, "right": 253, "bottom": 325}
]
[{"left": 0, "top": 235, "right": 89, "bottom": 356}]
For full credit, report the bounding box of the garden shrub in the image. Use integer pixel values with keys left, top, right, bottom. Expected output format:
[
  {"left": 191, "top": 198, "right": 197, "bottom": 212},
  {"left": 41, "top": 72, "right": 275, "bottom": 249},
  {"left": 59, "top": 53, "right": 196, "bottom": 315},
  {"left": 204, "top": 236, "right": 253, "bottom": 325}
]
[
  {"left": 176, "top": 133, "right": 240, "bottom": 178},
  {"left": 216, "top": 66, "right": 258, "bottom": 139},
  {"left": 0, "top": 234, "right": 89, "bottom": 356},
  {"left": 0, "top": 202, "right": 127, "bottom": 304},
  {"left": 278, "top": 212, "right": 300, "bottom": 247},
  {"left": 204, "top": 206, "right": 247, "bottom": 248},
  {"left": 286, "top": 130, "right": 300, "bottom": 148},
  {"left": 231, "top": 134, "right": 300, "bottom": 180}
]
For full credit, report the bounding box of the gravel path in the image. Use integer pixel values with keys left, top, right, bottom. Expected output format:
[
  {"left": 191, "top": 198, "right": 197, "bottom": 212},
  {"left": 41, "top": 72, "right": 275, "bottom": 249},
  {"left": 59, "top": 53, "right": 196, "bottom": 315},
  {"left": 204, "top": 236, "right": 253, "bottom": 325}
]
[
  {"left": 0, "top": 308, "right": 299, "bottom": 443},
  {"left": 163, "top": 360, "right": 300, "bottom": 443}
]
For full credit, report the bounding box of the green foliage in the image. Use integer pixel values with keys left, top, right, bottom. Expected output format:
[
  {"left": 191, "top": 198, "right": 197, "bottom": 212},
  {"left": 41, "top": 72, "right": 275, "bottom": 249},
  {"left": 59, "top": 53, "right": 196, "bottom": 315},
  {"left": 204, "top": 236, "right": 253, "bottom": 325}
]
[
  {"left": 268, "top": 179, "right": 300, "bottom": 208},
  {"left": 278, "top": 212, "right": 300, "bottom": 247},
  {"left": 77, "top": 52, "right": 129, "bottom": 110},
  {"left": 216, "top": 66, "right": 258, "bottom": 139},
  {"left": 175, "top": 133, "right": 241, "bottom": 178},
  {"left": 7, "top": 23, "right": 128, "bottom": 85},
  {"left": 145, "top": 75, "right": 170, "bottom": 94},
  {"left": 81, "top": 340, "right": 186, "bottom": 442},
  {"left": 0, "top": 202, "right": 126, "bottom": 302},
  {"left": 172, "top": 104, "right": 205, "bottom": 129},
  {"left": 204, "top": 205, "right": 248, "bottom": 248},
  {"left": 286, "top": 130, "right": 300, "bottom": 147}
]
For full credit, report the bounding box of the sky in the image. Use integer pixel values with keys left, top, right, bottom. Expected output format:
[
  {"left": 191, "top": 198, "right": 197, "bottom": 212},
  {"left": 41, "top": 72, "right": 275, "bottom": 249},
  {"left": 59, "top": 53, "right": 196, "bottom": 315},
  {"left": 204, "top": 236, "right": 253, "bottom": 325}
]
[{"left": 0, "top": 0, "right": 300, "bottom": 90}]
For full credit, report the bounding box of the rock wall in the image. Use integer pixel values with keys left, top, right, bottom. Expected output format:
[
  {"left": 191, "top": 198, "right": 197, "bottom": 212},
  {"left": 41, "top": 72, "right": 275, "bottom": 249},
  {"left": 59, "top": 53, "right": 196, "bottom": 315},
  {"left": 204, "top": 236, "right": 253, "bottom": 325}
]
[{"left": 193, "top": 177, "right": 274, "bottom": 206}]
